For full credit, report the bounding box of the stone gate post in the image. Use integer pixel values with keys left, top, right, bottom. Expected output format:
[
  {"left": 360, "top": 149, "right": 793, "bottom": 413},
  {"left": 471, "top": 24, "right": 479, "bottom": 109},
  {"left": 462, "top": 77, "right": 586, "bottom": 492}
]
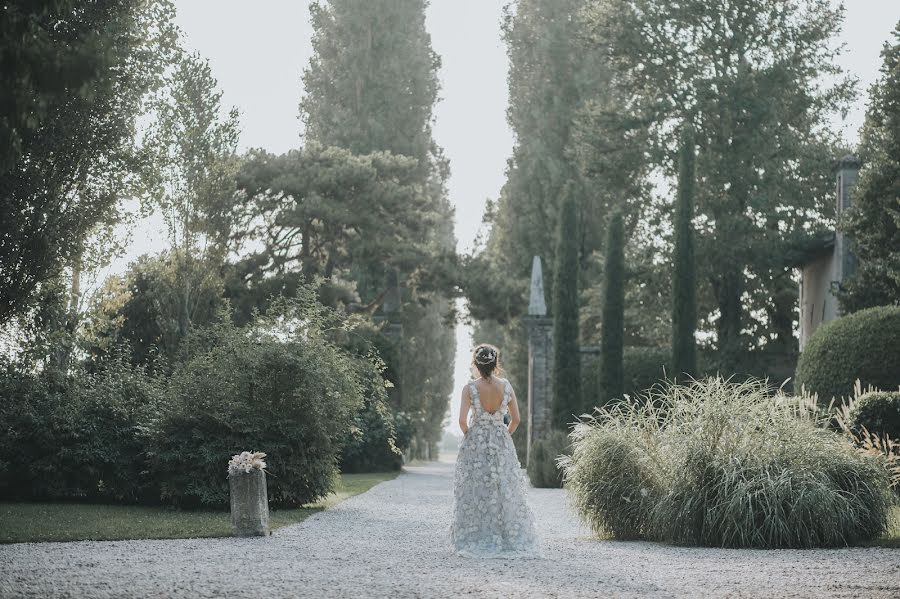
[{"left": 525, "top": 256, "right": 553, "bottom": 466}]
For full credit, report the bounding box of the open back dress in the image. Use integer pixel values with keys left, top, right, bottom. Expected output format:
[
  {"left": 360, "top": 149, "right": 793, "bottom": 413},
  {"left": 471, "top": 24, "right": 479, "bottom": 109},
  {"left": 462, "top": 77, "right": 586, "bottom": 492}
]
[{"left": 450, "top": 377, "right": 542, "bottom": 558}]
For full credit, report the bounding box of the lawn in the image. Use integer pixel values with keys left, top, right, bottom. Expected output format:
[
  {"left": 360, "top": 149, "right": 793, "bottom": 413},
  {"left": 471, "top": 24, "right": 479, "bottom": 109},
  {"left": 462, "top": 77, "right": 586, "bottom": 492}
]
[{"left": 0, "top": 471, "right": 399, "bottom": 544}]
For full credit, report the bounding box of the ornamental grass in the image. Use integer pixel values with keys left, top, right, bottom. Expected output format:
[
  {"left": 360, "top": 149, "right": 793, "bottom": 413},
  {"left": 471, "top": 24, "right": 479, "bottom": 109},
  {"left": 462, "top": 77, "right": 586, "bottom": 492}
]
[{"left": 561, "top": 377, "right": 896, "bottom": 548}]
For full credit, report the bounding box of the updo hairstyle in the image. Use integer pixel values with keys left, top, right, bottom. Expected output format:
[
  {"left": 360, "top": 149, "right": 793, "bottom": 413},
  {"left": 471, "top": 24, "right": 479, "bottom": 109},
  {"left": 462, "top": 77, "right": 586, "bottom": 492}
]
[{"left": 472, "top": 343, "right": 501, "bottom": 379}]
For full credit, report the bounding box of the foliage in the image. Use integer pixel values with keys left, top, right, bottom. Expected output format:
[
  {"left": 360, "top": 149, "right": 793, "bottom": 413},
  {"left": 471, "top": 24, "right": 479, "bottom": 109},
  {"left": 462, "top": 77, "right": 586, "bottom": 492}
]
[
  {"left": 300, "top": 0, "right": 455, "bottom": 460},
  {"left": 826, "top": 383, "right": 900, "bottom": 493},
  {"left": 840, "top": 22, "right": 900, "bottom": 312},
  {"left": 671, "top": 125, "right": 697, "bottom": 377},
  {"left": 795, "top": 305, "right": 900, "bottom": 402},
  {"left": 848, "top": 392, "right": 900, "bottom": 442},
  {"left": 147, "top": 303, "right": 365, "bottom": 508},
  {"left": 339, "top": 361, "right": 404, "bottom": 473},
  {"left": 599, "top": 211, "right": 626, "bottom": 404},
  {"left": 562, "top": 378, "right": 896, "bottom": 548},
  {"left": 0, "top": 353, "right": 164, "bottom": 503},
  {"left": 623, "top": 347, "right": 672, "bottom": 398},
  {"left": 589, "top": 0, "right": 852, "bottom": 368},
  {"left": 143, "top": 50, "right": 240, "bottom": 339},
  {"left": 0, "top": 0, "right": 177, "bottom": 325},
  {"left": 552, "top": 190, "right": 582, "bottom": 430},
  {"left": 235, "top": 144, "right": 436, "bottom": 290},
  {"left": 527, "top": 431, "right": 570, "bottom": 489},
  {"left": 82, "top": 253, "right": 223, "bottom": 369},
  {"left": 302, "top": 0, "right": 440, "bottom": 169}
]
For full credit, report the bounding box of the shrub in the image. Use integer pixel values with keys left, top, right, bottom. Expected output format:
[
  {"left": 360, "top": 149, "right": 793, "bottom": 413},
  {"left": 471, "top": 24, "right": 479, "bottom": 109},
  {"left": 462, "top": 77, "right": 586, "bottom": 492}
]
[
  {"left": 527, "top": 431, "right": 570, "bottom": 488},
  {"left": 562, "top": 377, "right": 895, "bottom": 548},
  {"left": 339, "top": 389, "right": 403, "bottom": 473},
  {"left": 147, "top": 313, "right": 364, "bottom": 508},
  {"left": 795, "top": 305, "right": 900, "bottom": 402},
  {"left": 848, "top": 391, "right": 900, "bottom": 440},
  {"left": 0, "top": 354, "right": 163, "bottom": 502}
]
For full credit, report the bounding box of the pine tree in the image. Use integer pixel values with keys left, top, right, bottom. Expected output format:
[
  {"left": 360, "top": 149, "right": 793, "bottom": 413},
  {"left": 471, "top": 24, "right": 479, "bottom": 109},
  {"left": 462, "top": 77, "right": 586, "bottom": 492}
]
[
  {"left": 552, "top": 189, "right": 582, "bottom": 430},
  {"left": 840, "top": 22, "right": 900, "bottom": 312},
  {"left": 671, "top": 125, "right": 697, "bottom": 377},
  {"left": 600, "top": 210, "right": 625, "bottom": 403}
]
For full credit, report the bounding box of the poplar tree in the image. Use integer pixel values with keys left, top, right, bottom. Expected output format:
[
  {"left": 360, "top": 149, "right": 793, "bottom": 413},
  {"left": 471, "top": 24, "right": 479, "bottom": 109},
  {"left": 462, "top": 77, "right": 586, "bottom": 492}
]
[
  {"left": 671, "top": 126, "right": 697, "bottom": 377},
  {"left": 552, "top": 189, "right": 581, "bottom": 430},
  {"left": 600, "top": 211, "right": 625, "bottom": 402},
  {"left": 300, "top": 0, "right": 454, "bottom": 458}
]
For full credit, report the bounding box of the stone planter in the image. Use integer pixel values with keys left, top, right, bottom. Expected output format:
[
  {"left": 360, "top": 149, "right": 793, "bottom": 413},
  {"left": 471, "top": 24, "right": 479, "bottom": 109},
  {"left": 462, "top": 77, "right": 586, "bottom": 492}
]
[{"left": 229, "top": 469, "right": 270, "bottom": 537}]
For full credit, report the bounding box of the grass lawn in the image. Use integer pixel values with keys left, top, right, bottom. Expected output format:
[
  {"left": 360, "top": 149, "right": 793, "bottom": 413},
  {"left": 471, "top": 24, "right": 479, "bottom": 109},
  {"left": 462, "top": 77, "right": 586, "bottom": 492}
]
[{"left": 0, "top": 471, "right": 399, "bottom": 544}]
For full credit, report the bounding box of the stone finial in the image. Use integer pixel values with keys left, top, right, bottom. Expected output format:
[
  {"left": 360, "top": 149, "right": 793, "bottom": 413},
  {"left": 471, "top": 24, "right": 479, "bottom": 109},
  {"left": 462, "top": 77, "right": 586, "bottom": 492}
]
[
  {"left": 837, "top": 154, "right": 861, "bottom": 169},
  {"left": 528, "top": 256, "right": 547, "bottom": 316}
]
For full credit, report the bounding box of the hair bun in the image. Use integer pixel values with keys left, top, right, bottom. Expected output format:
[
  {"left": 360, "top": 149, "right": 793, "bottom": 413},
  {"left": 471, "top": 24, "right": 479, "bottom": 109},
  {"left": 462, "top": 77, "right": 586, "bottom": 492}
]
[{"left": 474, "top": 346, "right": 497, "bottom": 365}]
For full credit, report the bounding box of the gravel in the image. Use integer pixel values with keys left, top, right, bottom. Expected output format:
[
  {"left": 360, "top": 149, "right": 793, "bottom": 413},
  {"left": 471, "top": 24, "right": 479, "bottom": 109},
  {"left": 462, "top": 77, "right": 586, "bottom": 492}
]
[{"left": 1, "top": 457, "right": 899, "bottom": 598}]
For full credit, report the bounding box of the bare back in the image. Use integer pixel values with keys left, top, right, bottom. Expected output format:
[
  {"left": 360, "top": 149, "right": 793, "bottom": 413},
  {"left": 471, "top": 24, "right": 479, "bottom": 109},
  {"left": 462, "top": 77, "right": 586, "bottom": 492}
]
[{"left": 472, "top": 376, "right": 507, "bottom": 414}]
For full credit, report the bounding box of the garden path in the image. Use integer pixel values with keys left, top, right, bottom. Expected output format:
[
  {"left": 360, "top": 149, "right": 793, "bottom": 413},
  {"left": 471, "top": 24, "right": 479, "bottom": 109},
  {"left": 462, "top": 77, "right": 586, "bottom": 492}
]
[{"left": 1, "top": 457, "right": 899, "bottom": 598}]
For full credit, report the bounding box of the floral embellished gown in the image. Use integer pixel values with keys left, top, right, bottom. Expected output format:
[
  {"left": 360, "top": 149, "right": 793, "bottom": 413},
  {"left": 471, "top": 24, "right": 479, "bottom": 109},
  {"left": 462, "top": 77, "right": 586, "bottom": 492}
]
[{"left": 450, "top": 377, "right": 542, "bottom": 558}]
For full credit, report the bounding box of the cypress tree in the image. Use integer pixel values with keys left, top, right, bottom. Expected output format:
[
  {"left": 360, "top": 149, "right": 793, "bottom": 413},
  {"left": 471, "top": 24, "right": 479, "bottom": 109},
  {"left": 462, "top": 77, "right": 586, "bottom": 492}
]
[
  {"left": 671, "top": 125, "right": 697, "bottom": 377},
  {"left": 552, "top": 189, "right": 582, "bottom": 430},
  {"left": 599, "top": 210, "right": 625, "bottom": 403}
]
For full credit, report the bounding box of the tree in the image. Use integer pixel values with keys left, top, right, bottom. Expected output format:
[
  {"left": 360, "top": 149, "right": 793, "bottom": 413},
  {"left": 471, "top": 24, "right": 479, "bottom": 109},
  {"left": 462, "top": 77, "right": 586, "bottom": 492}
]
[
  {"left": 840, "top": 22, "right": 900, "bottom": 312},
  {"left": 671, "top": 126, "right": 697, "bottom": 377},
  {"left": 144, "top": 51, "right": 240, "bottom": 340},
  {"left": 589, "top": 0, "right": 852, "bottom": 370},
  {"left": 552, "top": 190, "right": 581, "bottom": 429},
  {"left": 299, "top": 0, "right": 455, "bottom": 459},
  {"left": 599, "top": 210, "right": 625, "bottom": 403},
  {"left": 0, "top": 0, "right": 177, "bottom": 325},
  {"left": 301, "top": 0, "right": 440, "bottom": 173},
  {"left": 232, "top": 144, "right": 437, "bottom": 318},
  {"left": 81, "top": 253, "right": 223, "bottom": 369}
]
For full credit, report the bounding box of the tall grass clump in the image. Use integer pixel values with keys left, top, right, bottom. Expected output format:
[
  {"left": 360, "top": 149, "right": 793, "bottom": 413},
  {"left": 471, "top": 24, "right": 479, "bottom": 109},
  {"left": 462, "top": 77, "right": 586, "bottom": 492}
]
[{"left": 561, "top": 377, "right": 896, "bottom": 548}]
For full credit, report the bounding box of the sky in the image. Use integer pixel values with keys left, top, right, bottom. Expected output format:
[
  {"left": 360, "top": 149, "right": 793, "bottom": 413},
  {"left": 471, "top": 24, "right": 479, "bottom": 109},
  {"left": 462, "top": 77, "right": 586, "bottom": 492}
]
[{"left": 127, "top": 0, "right": 900, "bottom": 434}]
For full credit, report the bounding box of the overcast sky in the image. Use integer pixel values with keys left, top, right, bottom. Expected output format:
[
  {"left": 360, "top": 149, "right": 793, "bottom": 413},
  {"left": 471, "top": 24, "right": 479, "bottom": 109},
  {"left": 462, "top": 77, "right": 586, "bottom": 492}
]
[{"left": 156, "top": 1, "right": 900, "bottom": 433}]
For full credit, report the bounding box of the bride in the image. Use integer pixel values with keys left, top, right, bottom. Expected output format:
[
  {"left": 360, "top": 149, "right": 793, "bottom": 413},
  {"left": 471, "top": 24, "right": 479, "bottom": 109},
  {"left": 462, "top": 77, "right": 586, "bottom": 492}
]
[{"left": 450, "top": 343, "right": 542, "bottom": 558}]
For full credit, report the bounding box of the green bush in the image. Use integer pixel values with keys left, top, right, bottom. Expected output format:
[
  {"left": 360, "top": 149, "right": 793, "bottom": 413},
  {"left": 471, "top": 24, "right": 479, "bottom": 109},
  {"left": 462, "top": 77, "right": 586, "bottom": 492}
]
[
  {"left": 0, "top": 355, "right": 163, "bottom": 502},
  {"left": 849, "top": 391, "right": 900, "bottom": 440},
  {"left": 795, "top": 305, "right": 900, "bottom": 402},
  {"left": 527, "top": 431, "right": 570, "bottom": 488},
  {"left": 561, "top": 377, "right": 895, "bottom": 548},
  {"left": 147, "top": 315, "right": 364, "bottom": 508},
  {"left": 339, "top": 395, "right": 403, "bottom": 473}
]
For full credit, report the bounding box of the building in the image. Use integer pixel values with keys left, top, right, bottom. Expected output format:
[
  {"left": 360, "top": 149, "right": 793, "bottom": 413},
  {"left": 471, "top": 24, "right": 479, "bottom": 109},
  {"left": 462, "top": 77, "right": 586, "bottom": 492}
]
[{"left": 796, "top": 155, "right": 860, "bottom": 351}]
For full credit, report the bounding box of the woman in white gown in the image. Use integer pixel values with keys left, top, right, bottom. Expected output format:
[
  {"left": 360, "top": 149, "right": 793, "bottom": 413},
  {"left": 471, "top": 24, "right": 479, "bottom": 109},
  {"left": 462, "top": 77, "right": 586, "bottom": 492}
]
[{"left": 450, "top": 343, "right": 542, "bottom": 558}]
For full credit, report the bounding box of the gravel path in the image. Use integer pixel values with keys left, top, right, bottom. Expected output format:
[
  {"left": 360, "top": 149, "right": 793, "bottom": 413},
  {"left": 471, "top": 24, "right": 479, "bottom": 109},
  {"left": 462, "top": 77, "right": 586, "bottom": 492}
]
[{"left": 2, "top": 456, "right": 899, "bottom": 598}]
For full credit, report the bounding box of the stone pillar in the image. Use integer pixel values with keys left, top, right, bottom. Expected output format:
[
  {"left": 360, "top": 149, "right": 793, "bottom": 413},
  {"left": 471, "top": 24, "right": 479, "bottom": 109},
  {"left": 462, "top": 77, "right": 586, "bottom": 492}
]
[
  {"left": 230, "top": 469, "right": 270, "bottom": 537},
  {"left": 525, "top": 256, "right": 554, "bottom": 466},
  {"left": 834, "top": 155, "right": 860, "bottom": 301}
]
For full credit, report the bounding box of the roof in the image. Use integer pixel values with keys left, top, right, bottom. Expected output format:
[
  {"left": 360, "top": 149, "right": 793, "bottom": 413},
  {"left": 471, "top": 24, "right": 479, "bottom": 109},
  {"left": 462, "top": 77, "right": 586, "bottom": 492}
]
[{"left": 787, "top": 231, "right": 836, "bottom": 267}]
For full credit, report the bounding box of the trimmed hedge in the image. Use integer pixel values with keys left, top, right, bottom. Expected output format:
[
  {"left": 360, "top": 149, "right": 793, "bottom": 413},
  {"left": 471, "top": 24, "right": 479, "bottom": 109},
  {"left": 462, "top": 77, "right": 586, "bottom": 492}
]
[
  {"left": 848, "top": 391, "right": 900, "bottom": 440},
  {"left": 795, "top": 305, "right": 900, "bottom": 402}
]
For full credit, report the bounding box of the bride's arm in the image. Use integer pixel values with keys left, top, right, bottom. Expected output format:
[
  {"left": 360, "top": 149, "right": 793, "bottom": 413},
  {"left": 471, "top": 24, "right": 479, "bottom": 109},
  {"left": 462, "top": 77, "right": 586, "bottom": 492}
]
[
  {"left": 458, "top": 385, "right": 472, "bottom": 435},
  {"left": 507, "top": 386, "right": 521, "bottom": 434}
]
